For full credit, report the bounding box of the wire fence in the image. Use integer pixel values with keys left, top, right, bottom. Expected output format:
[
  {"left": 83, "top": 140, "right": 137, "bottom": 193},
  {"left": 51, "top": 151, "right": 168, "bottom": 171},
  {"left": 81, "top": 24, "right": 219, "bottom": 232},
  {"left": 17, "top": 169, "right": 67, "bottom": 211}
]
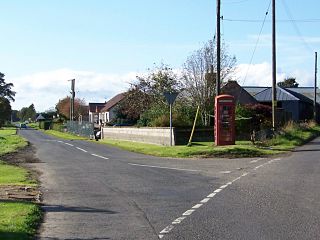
[{"left": 65, "top": 121, "right": 94, "bottom": 138}]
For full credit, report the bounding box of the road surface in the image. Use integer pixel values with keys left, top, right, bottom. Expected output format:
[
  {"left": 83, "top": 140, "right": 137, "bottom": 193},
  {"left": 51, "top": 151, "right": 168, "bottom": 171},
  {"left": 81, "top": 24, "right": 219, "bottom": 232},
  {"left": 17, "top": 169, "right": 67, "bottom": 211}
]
[{"left": 19, "top": 129, "right": 320, "bottom": 240}]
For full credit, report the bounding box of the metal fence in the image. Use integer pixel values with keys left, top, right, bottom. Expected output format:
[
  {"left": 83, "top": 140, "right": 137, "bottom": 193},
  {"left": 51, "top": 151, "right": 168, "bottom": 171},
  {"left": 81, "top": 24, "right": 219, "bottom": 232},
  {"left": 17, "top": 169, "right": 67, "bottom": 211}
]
[{"left": 65, "top": 121, "right": 94, "bottom": 138}]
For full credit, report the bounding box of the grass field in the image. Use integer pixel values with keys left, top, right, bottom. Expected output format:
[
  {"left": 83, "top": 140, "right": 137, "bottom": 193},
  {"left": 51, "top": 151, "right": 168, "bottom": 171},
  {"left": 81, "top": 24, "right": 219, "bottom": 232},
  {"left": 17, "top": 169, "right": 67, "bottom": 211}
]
[{"left": 0, "top": 128, "right": 41, "bottom": 239}]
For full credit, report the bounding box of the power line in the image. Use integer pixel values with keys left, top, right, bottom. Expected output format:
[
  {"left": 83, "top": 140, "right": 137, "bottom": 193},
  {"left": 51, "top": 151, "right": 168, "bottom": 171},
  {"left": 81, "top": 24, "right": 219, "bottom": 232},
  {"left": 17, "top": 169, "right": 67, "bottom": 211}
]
[
  {"left": 281, "top": 0, "right": 314, "bottom": 53},
  {"left": 223, "top": 18, "right": 320, "bottom": 23},
  {"left": 237, "top": 0, "right": 271, "bottom": 87}
]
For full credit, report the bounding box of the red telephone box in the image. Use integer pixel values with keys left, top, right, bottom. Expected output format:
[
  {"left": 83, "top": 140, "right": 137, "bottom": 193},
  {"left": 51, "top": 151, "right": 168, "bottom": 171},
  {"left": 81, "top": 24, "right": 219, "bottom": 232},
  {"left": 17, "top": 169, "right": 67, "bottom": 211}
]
[{"left": 215, "top": 95, "right": 235, "bottom": 146}]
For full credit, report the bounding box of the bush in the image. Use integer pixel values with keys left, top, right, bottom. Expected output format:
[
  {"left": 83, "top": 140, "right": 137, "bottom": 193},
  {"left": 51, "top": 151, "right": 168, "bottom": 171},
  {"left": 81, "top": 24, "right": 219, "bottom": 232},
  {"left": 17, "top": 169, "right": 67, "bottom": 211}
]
[{"left": 39, "top": 121, "right": 52, "bottom": 130}]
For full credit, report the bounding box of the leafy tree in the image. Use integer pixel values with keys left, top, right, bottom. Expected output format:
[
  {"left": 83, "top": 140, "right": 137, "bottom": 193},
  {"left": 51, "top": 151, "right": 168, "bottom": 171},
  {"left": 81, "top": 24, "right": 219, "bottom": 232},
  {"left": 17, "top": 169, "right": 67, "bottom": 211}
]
[
  {"left": 0, "top": 97, "right": 11, "bottom": 127},
  {"left": 115, "top": 63, "right": 184, "bottom": 124},
  {"left": 182, "top": 39, "right": 236, "bottom": 126},
  {"left": 277, "top": 77, "right": 299, "bottom": 88},
  {"left": 0, "top": 72, "right": 15, "bottom": 102},
  {"left": 18, "top": 104, "right": 37, "bottom": 122},
  {"left": 56, "top": 97, "right": 88, "bottom": 120}
]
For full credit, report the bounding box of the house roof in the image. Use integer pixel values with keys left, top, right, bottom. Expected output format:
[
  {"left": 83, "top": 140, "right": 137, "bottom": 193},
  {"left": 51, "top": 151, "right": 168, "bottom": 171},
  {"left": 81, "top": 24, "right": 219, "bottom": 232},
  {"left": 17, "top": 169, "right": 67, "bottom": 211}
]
[
  {"left": 286, "top": 87, "right": 320, "bottom": 104},
  {"left": 36, "top": 114, "right": 45, "bottom": 121},
  {"left": 244, "top": 86, "right": 320, "bottom": 104},
  {"left": 101, "top": 93, "right": 125, "bottom": 112},
  {"left": 221, "top": 81, "right": 258, "bottom": 105},
  {"left": 253, "top": 86, "right": 314, "bottom": 102},
  {"left": 89, "top": 102, "right": 106, "bottom": 113}
]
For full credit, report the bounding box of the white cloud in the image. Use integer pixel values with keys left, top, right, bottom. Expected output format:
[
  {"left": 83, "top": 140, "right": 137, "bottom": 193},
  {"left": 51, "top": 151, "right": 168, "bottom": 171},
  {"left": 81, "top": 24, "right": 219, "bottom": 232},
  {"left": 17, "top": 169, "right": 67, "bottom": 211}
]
[
  {"left": 234, "top": 62, "right": 314, "bottom": 87},
  {"left": 10, "top": 68, "right": 137, "bottom": 112}
]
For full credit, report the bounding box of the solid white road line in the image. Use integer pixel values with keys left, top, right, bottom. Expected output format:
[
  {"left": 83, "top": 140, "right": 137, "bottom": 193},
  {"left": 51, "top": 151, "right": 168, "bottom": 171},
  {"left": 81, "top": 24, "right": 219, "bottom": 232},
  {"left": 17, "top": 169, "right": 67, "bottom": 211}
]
[
  {"left": 91, "top": 154, "right": 109, "bottom": 160},
  {"left": 128, "top": 163, "right": 200, "bottom": 172},
  {"left": 76, "top": 147, "right": 88, "bottom": 153}
]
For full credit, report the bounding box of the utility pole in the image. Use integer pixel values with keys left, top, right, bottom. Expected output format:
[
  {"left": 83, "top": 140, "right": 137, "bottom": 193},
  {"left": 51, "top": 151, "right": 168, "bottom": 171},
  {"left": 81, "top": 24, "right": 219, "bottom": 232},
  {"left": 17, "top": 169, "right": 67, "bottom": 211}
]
[
  {"left": 272, "top": 0, "right": 277, "bottom": 129},
  {"left": 216, "top": 0, "right": 221, "bottom": 96},
  {"left": 69, "top": 79, "right": 75, "bottom": 121},
  {"left": 314, "top": 52, "right": 318, "bottom": 122}
]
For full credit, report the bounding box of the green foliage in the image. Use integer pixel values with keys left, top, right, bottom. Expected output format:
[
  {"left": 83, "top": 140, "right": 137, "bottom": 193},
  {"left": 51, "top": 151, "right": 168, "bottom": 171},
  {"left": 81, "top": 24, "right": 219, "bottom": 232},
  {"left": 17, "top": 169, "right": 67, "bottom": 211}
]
[
  {"left": 267, "top": 121, "right": 320, "bottom": 149},
  {"left": 277, "top": 77, "right": 299, "bottom": 88},
  {"left": 0, "top": 72, "right": 15, "bottom": 102},
  {"left": 0, "top": 97, "right": 12, "bottom": 128},
  {"left": 39, "top": 121, "right": 52, "bottom": 130},
  {"left": 137, "top": 101, "right": 196, "bottom": 127},
  {"left": 115, "top": 63, "right": 184, "bottom": 124},
  {"left": 18, "top": 104, "right": 37, "bottom": 122}
]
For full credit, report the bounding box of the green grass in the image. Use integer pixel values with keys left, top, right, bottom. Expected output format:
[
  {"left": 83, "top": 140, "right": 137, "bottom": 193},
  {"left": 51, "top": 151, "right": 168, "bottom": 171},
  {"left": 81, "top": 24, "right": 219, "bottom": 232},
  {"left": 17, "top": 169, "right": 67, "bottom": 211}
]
[
  {"left": 0, "top": 201, "right": 42, "bottom": 239},
  {"left": 0, "top": 128, "right": 41, "bottom": 239},
  {"left": 27, "top": 122, "right": 39, "bottom": 130},
  {"left": 0, "top": 161, "right": 36, "bottom": 186},
  {"left": 100, "top": 139, "right": 280, "bottom": 158},
  {"left": 0, "top": 129, "right": 27, "bottom": 156},
  {"left": 42, "top": 129, "right": 87, "bottom": 140},
  {"left": 266, "top": 123, "right": 320, "bottom": 151}
]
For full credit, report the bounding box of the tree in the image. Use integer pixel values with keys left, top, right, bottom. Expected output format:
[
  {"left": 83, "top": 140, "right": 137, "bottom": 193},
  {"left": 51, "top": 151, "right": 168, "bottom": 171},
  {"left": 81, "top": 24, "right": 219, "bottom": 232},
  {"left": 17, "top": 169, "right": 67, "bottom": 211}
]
[
  {"left": 18, "top": 104, "right": 37, "bottom": 122},
  {"left": 0, "top": 72, "right": 15, "bottom": 102},
  {"left": 277, "top": 77, "right": 299, "bottom": 88},
  {"left": 56, "top": 97, "right": 88, "bottom": 120},
  {"left": 182, "top": 39, "right": 236, "bottom": 126},
  {"left": 0, "top": 97, "right": 11, "bottom": 127},
  {"left": 115, "top": 63, "right": 184, "bottom": 124}
]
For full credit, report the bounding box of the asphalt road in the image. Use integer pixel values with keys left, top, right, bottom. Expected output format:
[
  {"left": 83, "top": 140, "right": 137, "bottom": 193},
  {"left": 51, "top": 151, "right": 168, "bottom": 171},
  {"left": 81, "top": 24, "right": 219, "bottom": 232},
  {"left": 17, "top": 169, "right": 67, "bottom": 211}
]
[{"left": 19, "top": 129, "right": 320, "bottom": 240}]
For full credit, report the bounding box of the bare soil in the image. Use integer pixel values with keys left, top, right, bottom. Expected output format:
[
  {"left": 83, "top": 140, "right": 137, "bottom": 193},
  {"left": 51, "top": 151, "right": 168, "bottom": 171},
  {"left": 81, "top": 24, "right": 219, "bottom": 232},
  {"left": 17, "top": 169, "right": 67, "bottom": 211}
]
[{"left": 0, "top": 144, "right": 42, "bottom": 202}]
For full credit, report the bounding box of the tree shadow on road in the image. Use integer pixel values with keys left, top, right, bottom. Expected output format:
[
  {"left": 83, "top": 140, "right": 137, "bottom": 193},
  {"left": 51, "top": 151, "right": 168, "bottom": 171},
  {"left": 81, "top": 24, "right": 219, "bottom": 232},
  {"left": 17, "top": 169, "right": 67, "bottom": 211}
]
[{"left": 41, "top": 204, "right": 117, "bottom": 214}]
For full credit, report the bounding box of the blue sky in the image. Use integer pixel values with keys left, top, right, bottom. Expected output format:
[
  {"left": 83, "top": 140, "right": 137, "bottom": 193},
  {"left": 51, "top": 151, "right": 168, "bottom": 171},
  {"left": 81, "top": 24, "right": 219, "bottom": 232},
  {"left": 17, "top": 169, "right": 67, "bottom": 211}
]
[{"left": 0, "top": 0, "right": 319, "bottom": 111}]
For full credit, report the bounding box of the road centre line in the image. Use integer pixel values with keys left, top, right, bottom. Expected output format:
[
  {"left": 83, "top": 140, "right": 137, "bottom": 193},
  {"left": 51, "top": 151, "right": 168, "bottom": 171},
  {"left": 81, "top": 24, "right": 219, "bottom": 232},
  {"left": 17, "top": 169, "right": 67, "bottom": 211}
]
[
  {"left": 157, "top": 158, "right": 283, "bottom": 237},
  {"left": 91, "top": 153, "right": 109, "bottom": 160},
  {"left": 128, "top": 163, "right": 200, "bottom": 172},
  {"left": 76, "top": 147, "right": 88, "bottom": 153},
  {"left": 64, "top": 142, "right": 74, "bottom": 147},
  {"left": 250, "top": 158, "right": 265, "bottom": 163}
]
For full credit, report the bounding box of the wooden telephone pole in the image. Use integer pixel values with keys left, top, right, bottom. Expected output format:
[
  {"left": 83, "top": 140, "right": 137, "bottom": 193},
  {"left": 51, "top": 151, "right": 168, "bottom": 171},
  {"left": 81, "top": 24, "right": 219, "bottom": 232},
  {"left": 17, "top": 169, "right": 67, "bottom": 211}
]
[
  {"left": 272, "top": 0, "right": 277, "bottom": 129},
  {"left": 216, "top": 0, "right": 221, "bottom": 96},
  {"left": 314, "top": 52, "right": 318, "bottom": 122}
]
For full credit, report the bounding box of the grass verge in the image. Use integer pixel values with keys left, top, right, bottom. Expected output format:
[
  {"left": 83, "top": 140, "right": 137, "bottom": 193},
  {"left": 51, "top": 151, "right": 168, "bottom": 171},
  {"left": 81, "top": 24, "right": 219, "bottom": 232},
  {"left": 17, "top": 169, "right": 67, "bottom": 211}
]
[
  {"left": 0, "top": 128, "right": 42, "bottom": 239},
  {"left": 41, "top": 129, "right": 87, "bottom": 140},
  {"left": 40, "top": 122, "right": 320, "bottom": 158},
  {"left": 99, "top": 139, "right": 281, "bottom": 158}
]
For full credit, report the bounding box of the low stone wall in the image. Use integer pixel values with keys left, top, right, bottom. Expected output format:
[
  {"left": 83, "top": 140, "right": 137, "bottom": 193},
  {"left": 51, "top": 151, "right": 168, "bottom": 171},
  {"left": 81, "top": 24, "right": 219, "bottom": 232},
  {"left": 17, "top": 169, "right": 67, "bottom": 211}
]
[{"left": 102, "top": 127, "right": 174, "bottom": 146}]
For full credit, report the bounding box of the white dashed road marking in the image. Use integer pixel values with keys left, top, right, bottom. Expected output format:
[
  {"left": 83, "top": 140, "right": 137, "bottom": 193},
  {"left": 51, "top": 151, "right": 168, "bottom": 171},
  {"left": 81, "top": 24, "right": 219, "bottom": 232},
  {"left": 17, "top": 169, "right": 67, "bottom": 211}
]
[
  {"left": 128, "top": 163, "right": 199, "bottom": 172},
  {"left": 76, "top": 147, "right": 88, "bottom": 153},
  {"left": 158, "top": 158, "right": 282, "bottom": 239},
  {"left": 91, "top": 154, "right": 109, "bottom": 160},
  {"left": 219, "top": 170, "right": 231, "bottom": 174},
  {"left": 64, "top": 142, "right": 74, "bottom": 146}
]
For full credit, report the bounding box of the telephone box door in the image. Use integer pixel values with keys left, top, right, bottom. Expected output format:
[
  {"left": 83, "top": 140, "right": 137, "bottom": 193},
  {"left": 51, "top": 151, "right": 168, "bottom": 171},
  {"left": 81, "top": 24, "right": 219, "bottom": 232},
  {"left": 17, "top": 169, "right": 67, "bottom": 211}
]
[{"left": 214, "top": 95, "right": 235, "bottom": 146}]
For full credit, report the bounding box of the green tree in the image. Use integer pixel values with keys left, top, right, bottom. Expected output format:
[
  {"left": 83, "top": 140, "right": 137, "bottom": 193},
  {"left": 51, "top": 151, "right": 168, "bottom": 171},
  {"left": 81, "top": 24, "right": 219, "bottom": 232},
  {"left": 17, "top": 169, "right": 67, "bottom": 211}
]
[
  {"left": 277, "top": 77, "right": 299, "bottom": 88},
  {"left": 0, "top": 97, "right": 11, "bottom": 127},
  {"left": 115, "top": 63, "right": 184, "bottom": 125},
  {"left": 18, "top": 104, "right": 37, "bottom": 122},
  {"left": 0, "top": 72, "right": 15, "bottom": 101}
]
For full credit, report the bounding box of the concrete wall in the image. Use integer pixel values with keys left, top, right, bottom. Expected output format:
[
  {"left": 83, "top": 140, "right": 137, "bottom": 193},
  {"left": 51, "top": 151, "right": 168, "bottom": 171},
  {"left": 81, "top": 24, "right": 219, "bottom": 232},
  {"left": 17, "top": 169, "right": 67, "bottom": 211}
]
[{"left": 102, "top": 127, "right": 174, "bottom": 145}]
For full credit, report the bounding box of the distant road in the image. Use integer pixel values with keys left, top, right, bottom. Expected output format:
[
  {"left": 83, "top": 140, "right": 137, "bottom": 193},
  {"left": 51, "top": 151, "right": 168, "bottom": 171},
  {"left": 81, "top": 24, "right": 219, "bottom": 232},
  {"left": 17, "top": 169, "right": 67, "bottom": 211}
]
[{"left": 19, "top": 129, "right": 320, "bottom": 239}]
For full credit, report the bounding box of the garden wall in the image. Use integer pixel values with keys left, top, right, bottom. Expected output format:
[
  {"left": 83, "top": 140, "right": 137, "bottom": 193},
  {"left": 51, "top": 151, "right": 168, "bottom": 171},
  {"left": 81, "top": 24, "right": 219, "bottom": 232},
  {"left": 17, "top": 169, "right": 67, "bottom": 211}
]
[{"left": 102, "top": 127, "right": 215, "bottom": 146}]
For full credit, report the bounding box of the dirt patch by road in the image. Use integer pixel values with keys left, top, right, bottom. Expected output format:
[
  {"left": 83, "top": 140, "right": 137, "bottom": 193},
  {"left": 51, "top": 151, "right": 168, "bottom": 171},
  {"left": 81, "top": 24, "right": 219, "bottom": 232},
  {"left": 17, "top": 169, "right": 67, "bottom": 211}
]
[{"left": 0, "top": 144, "right": 42, "bottom": 202}]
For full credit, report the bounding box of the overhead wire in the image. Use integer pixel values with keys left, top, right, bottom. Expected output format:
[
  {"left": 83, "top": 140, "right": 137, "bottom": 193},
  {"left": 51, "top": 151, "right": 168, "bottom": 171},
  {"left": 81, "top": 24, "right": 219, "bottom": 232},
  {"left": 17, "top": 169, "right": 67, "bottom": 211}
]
[
  {"left": 238, "top": 0, "right": 271, "bottom": 87},
  {"left": 280, "top": 0, "right": 314, "bottom": 53}
]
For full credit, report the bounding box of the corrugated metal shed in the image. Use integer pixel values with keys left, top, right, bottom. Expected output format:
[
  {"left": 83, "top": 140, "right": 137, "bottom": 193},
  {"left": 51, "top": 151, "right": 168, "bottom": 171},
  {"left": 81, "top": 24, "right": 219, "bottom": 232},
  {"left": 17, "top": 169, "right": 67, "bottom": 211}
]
[
  {"left": 286, "top": 87, "right": 320, "bottom": 104},
  {"left": 253, "top": 87, "right": 300, "bottom": 102}
]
